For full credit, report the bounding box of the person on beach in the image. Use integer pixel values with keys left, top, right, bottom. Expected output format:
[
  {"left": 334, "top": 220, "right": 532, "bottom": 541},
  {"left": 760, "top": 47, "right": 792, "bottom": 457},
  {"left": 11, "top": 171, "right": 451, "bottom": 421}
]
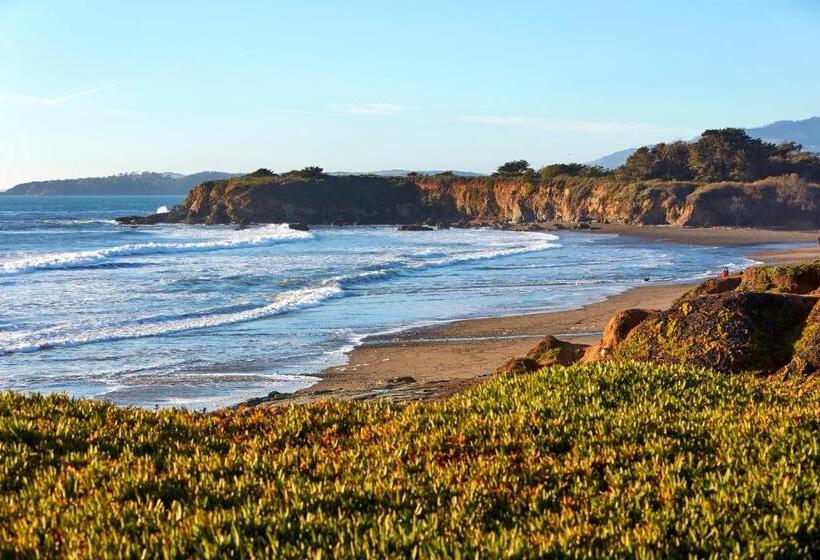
[{"left": 720, "top": 268, "right": 730, "bottom": 279}]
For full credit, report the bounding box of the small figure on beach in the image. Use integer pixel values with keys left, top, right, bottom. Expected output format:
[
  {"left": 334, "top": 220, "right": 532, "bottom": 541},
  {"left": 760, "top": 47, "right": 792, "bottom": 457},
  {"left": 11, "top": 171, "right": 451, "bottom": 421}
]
[{"left": 720, "top": 267, "right": 730, "bottom": 279}]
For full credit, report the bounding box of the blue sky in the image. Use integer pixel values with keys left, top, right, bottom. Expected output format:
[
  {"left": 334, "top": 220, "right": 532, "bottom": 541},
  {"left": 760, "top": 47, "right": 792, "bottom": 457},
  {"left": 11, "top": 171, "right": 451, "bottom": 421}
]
[{"left": 0, "top": 0, "right": 817, "bottom": 187}]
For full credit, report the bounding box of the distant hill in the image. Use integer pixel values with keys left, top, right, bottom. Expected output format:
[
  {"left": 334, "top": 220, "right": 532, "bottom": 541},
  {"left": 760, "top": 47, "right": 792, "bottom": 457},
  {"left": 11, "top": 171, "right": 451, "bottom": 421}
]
[
  {"left": 329, "top": 170, "right": 486, "bottom": 177},
  {"left": 588, "top": 116, "right": 820, "bottom": 169},
  {"left": 2, "top": 171, "right": 235, "bottom": 195},
  {"left": 746, "top": 117, "right": 820, "bottom": 153},
  {"left": 586, "top": 148, "right": 639, "bottom": 170}
]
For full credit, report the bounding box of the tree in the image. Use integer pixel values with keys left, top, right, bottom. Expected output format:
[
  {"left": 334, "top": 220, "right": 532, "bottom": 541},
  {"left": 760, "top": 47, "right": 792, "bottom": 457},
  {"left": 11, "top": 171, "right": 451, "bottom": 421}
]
[
  {"left": 298, "top": 166, "right": 325, "bottom": 179},
  {"left": 619, "top": 147, "right": 655, "bottom": 180},
  {"left": 496, "top": 160, "right": 532, "bottom": 176},
  {"left": 689, "top": 129, "right": 773, "bottom": 182},
  {"left": 539, "top": 163, "right": 608, "bottom": 181},
  {"left": 247, "top": 168, "right": 274, "bottom": 177},
  {"left": 652, "top": 142, "right": 693, "bottom": 180}
]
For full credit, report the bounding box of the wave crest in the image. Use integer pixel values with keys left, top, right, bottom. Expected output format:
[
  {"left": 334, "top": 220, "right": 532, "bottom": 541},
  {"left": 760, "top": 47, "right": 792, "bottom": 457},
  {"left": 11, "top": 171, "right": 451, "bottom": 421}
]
[
  {"left": 0, "top": 283, "right": 341, "bottom": 354},
  {"left": 2, "top": 224, "right": 312, "bottom": 275}
]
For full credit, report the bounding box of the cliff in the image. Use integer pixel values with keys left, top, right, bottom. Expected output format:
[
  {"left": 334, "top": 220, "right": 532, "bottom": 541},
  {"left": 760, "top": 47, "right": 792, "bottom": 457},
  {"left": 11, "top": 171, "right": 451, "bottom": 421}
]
[
  {"left": 155, "top": 174, "right": 427, "bottom": 225},
  {"left": 118, "top": 173, "right": 820, "bottom": 229},
  {"left": 415, "top": 174, "right": 820, "bottom": 227}
]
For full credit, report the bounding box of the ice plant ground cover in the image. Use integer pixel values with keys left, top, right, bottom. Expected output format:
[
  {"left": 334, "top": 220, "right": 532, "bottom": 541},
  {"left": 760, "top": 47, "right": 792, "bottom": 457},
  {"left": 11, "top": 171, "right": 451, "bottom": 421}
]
[{"left": 1, "top": 361, "right": 818, "bottom": 558}]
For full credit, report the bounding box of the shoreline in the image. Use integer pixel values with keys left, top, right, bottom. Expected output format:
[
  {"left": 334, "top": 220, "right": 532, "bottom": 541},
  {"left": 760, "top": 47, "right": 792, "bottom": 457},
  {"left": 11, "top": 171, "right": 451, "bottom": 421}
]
[{"left": 254, "top": 225, "right": 820, "bottom": 407}]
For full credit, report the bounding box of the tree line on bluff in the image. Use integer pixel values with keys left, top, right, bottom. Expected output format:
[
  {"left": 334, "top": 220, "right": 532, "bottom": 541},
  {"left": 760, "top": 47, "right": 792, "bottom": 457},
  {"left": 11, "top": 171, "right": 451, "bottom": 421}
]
[
  {"left": 247, "top": 128, "right": 820, "bottom": 186},
  {"left": 490, "top": 128, "right": 820, "bottom": 184}
]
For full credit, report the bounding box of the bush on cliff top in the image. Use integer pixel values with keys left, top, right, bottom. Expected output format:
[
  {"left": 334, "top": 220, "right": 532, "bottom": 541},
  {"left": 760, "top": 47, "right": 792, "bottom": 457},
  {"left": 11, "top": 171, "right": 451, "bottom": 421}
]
[{"left": 2, "top": 361, "right": 818, "bottom": 558}]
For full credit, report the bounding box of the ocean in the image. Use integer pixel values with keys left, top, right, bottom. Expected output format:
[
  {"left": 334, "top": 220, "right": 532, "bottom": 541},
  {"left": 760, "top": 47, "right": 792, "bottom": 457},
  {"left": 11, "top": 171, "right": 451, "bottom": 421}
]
[{"left": 1, "top": 196, "right": 766, "bottom": 409}]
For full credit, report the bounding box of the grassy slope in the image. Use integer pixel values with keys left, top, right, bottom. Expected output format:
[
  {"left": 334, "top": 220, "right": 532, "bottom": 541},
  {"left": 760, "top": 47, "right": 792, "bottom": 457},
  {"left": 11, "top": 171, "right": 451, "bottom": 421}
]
[{"left": 1, "top": 362, "right": 819, "bottom": 558}]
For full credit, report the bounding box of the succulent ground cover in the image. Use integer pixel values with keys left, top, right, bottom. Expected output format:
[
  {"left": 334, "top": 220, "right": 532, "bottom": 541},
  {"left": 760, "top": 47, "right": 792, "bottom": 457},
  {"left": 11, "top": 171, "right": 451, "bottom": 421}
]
[{"left": 2, "top": 361, "right": 818, "bottom": 558}]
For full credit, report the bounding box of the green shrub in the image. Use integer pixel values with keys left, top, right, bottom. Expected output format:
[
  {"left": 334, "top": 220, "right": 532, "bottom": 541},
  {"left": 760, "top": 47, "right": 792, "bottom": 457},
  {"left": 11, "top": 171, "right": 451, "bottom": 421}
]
[{"left": 1, "top": 361, "right": 818, "bottom": 558}]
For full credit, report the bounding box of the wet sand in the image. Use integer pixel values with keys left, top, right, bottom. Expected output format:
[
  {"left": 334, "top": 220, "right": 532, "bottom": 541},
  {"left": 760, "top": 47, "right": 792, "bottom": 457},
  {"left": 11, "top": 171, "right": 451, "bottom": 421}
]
[
  {"left": 256, "top": 226, "right": 820, "bottom": 407},
  {"left": 590, "top": 224, "right": 820, "bottom": 246}
]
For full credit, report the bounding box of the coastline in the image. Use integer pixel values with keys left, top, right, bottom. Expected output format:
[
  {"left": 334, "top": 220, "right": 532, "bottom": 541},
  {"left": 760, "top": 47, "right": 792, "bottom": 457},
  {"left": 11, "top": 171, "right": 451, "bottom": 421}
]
[{"left": 255, "top": 225, "right": 820, "bottom": 407}]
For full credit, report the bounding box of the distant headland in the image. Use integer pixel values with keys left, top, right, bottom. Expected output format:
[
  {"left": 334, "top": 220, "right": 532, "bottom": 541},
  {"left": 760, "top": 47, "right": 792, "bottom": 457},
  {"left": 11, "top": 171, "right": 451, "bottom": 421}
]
[
  {"left": 1, "top": 171, "right": 234, "bottom": 196},
  {"left": 119, "top": 128, "right": 820, "bottom": 230}
]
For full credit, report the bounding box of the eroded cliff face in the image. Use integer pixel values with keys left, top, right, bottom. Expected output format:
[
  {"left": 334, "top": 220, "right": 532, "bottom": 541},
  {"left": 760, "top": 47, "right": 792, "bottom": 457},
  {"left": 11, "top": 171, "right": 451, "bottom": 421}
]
[
  {"left": 416, "top": 175, "right": 820, "bottom": 228},
  {"left": 126, "top": 174, "right": 820, "bottom": 228}
]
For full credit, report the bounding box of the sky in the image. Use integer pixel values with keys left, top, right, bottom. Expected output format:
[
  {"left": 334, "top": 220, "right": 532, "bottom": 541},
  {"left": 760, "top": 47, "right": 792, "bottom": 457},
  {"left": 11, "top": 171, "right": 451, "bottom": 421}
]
[{"left": 0, "top": 0, "right": 818, "bottom": 188}]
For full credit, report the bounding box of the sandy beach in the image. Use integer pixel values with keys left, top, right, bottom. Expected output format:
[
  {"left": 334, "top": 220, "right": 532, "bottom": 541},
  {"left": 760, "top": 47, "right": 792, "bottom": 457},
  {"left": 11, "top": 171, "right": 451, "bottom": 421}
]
[{"left": 258, "top": 226, "right": 820, "bottom": 406}]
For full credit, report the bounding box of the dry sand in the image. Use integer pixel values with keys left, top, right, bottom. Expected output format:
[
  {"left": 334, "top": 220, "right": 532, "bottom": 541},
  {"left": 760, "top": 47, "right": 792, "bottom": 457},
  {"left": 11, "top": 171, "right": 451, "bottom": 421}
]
[{"left": 255, "top": 226, "right": 820, "bottom": 407}]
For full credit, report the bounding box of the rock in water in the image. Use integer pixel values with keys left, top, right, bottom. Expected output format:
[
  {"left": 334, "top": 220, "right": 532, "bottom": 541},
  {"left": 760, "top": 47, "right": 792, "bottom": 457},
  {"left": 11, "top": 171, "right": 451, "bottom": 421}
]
[
  {"left": 397, "top": 224, "right": 434, "bottom": 231},
  {"left": 115, "top": 212, "right": 170, "bottom": 225},
  {"left": 288, "top": 222, "right": 310, "bottom": 231}
]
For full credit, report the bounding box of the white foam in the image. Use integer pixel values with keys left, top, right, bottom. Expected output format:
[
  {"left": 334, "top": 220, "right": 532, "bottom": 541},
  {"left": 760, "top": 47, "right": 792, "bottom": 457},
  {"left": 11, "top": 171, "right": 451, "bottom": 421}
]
[
  {"left": 325, "top": 233, "right": 561, "bottom": 287},
  {"left": 2, "top": 224, "right": 312, "bottom": 274},
  {"left": 0, "top": 283, "right": 342, "bottom": 354},
  {"left": 156, "top": 205, "right": 169, "bottom": 214},
  {"left": 407, "top": 235, "right": 560, "bottom": 269},
  {"left": 0, "top": 228, "right": 562, "bottom": 355}
]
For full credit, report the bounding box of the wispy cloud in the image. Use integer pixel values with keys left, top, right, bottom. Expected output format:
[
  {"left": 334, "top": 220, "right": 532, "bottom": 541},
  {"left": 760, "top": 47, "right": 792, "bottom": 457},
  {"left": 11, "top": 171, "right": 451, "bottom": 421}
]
[
  {"left": 238, "top": 48, "right": 266, "bottom": 56},
  {"left": 0, "top": 83, "right": 118, "bottom": 107},
  {"left": 260, "top": 103, "right": 412, "bottom": 118},
  {"left": 458, "top": 115, "right": 697, "bottom": 135},
  {"left": 344, "top": 103, "right": 409, "bottom": 116},
  {"left": 258, "top": 107, "right": 331, "bottom": 116},
  {"left": 43, "top": 83, "right": 117, "bottom": 106}
]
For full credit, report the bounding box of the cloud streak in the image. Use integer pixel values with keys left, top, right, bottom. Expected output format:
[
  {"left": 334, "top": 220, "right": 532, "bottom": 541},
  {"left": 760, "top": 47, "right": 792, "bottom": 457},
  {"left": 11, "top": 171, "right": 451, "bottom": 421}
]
[
  {"left": 0, "top": 83, "right": 118, "bottom": 107},
  {"left": 260, "top": 103, "right": 412, "bottom": 118},
  {"left": 458, "top": 114, "right": 697, "bottom": 135},
  {"left": 344, "top": 103, "right": 409, "bottom": 116},
  {"left": 43, "top": 83, "right": 118, "bottom": 106}
]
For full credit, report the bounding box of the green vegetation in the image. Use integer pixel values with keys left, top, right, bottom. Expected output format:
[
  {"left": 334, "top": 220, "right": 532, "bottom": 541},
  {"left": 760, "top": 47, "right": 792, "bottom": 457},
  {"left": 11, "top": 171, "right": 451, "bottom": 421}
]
[
  {"left": 2, "top": 361, "right": 818, "bottom": 558},
  {"left": 495, "top": 159, "right": 533, "bottom": 176},
  {"left": 539, "top": 163, "right": 609, "bottom": 180},
  {"left": 246, "top": 168, "right": 275, "bottom": 177},
  {"left": 295, "top": 166, "right": 325, "bottom": 179},
  {"left": 618, "top": 129, "right": 820, "bottom": 183}
]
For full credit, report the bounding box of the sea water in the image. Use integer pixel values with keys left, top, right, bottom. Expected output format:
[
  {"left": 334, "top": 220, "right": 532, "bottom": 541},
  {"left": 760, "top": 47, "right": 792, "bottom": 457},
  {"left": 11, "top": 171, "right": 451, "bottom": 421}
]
[{"left": 0, "top": 196, "right": 771, "bottom": 409}]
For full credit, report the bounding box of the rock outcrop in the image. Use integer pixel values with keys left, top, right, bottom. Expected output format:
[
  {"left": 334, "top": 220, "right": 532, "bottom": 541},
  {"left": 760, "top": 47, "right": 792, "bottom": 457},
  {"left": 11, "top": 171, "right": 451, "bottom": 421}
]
[
  {"left": 524, "top": 335, "right": 588, "bottom": 367},
  {"left": 117, "top": 173, "right": 820, "bottom": 228},
  {"left": 493, "top": 357, "right": 541, "bottom": 378},
  {"left": 739, "top": 263, "right": 820, "bottom": 294},
  {"left": 674, "top": 276, "right": 742, "bottom": 304},
  {"left": 597, "top": 309, "right": 654, "bottom": 358},
  {"left": 614, "top": 292, "right": 816, "bottom": 373},
  {"left": 494, "top": 262, "right": 820, "bottom": 379},
  {"left": 609, "top": 263, "right": 820, "bottom": 375}
]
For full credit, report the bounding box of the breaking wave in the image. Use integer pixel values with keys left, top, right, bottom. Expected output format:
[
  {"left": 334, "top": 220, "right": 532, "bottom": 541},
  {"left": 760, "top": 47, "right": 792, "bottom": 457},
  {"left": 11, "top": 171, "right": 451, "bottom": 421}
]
[
  {"left": 1, "top": 224, "right": 312, "bottom": 275},
  {"left": 1, "top": 232, "right": 560, "bottom": 354},
  {"left": 0, "top": 284, "right": 342, "bottom": 354}
]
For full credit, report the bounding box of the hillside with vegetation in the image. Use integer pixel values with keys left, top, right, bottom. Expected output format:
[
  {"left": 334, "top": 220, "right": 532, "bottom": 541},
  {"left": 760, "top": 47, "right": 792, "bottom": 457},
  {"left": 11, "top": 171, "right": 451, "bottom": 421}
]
[
  {"left": 2, "top": 359, "right": 818, "bottom": 557},
  {"left": 2, "top": 171, "right": 233, "bottom": 196},
  {"left": 123, "top": 128, "right": 820, "bottom": 229}
]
